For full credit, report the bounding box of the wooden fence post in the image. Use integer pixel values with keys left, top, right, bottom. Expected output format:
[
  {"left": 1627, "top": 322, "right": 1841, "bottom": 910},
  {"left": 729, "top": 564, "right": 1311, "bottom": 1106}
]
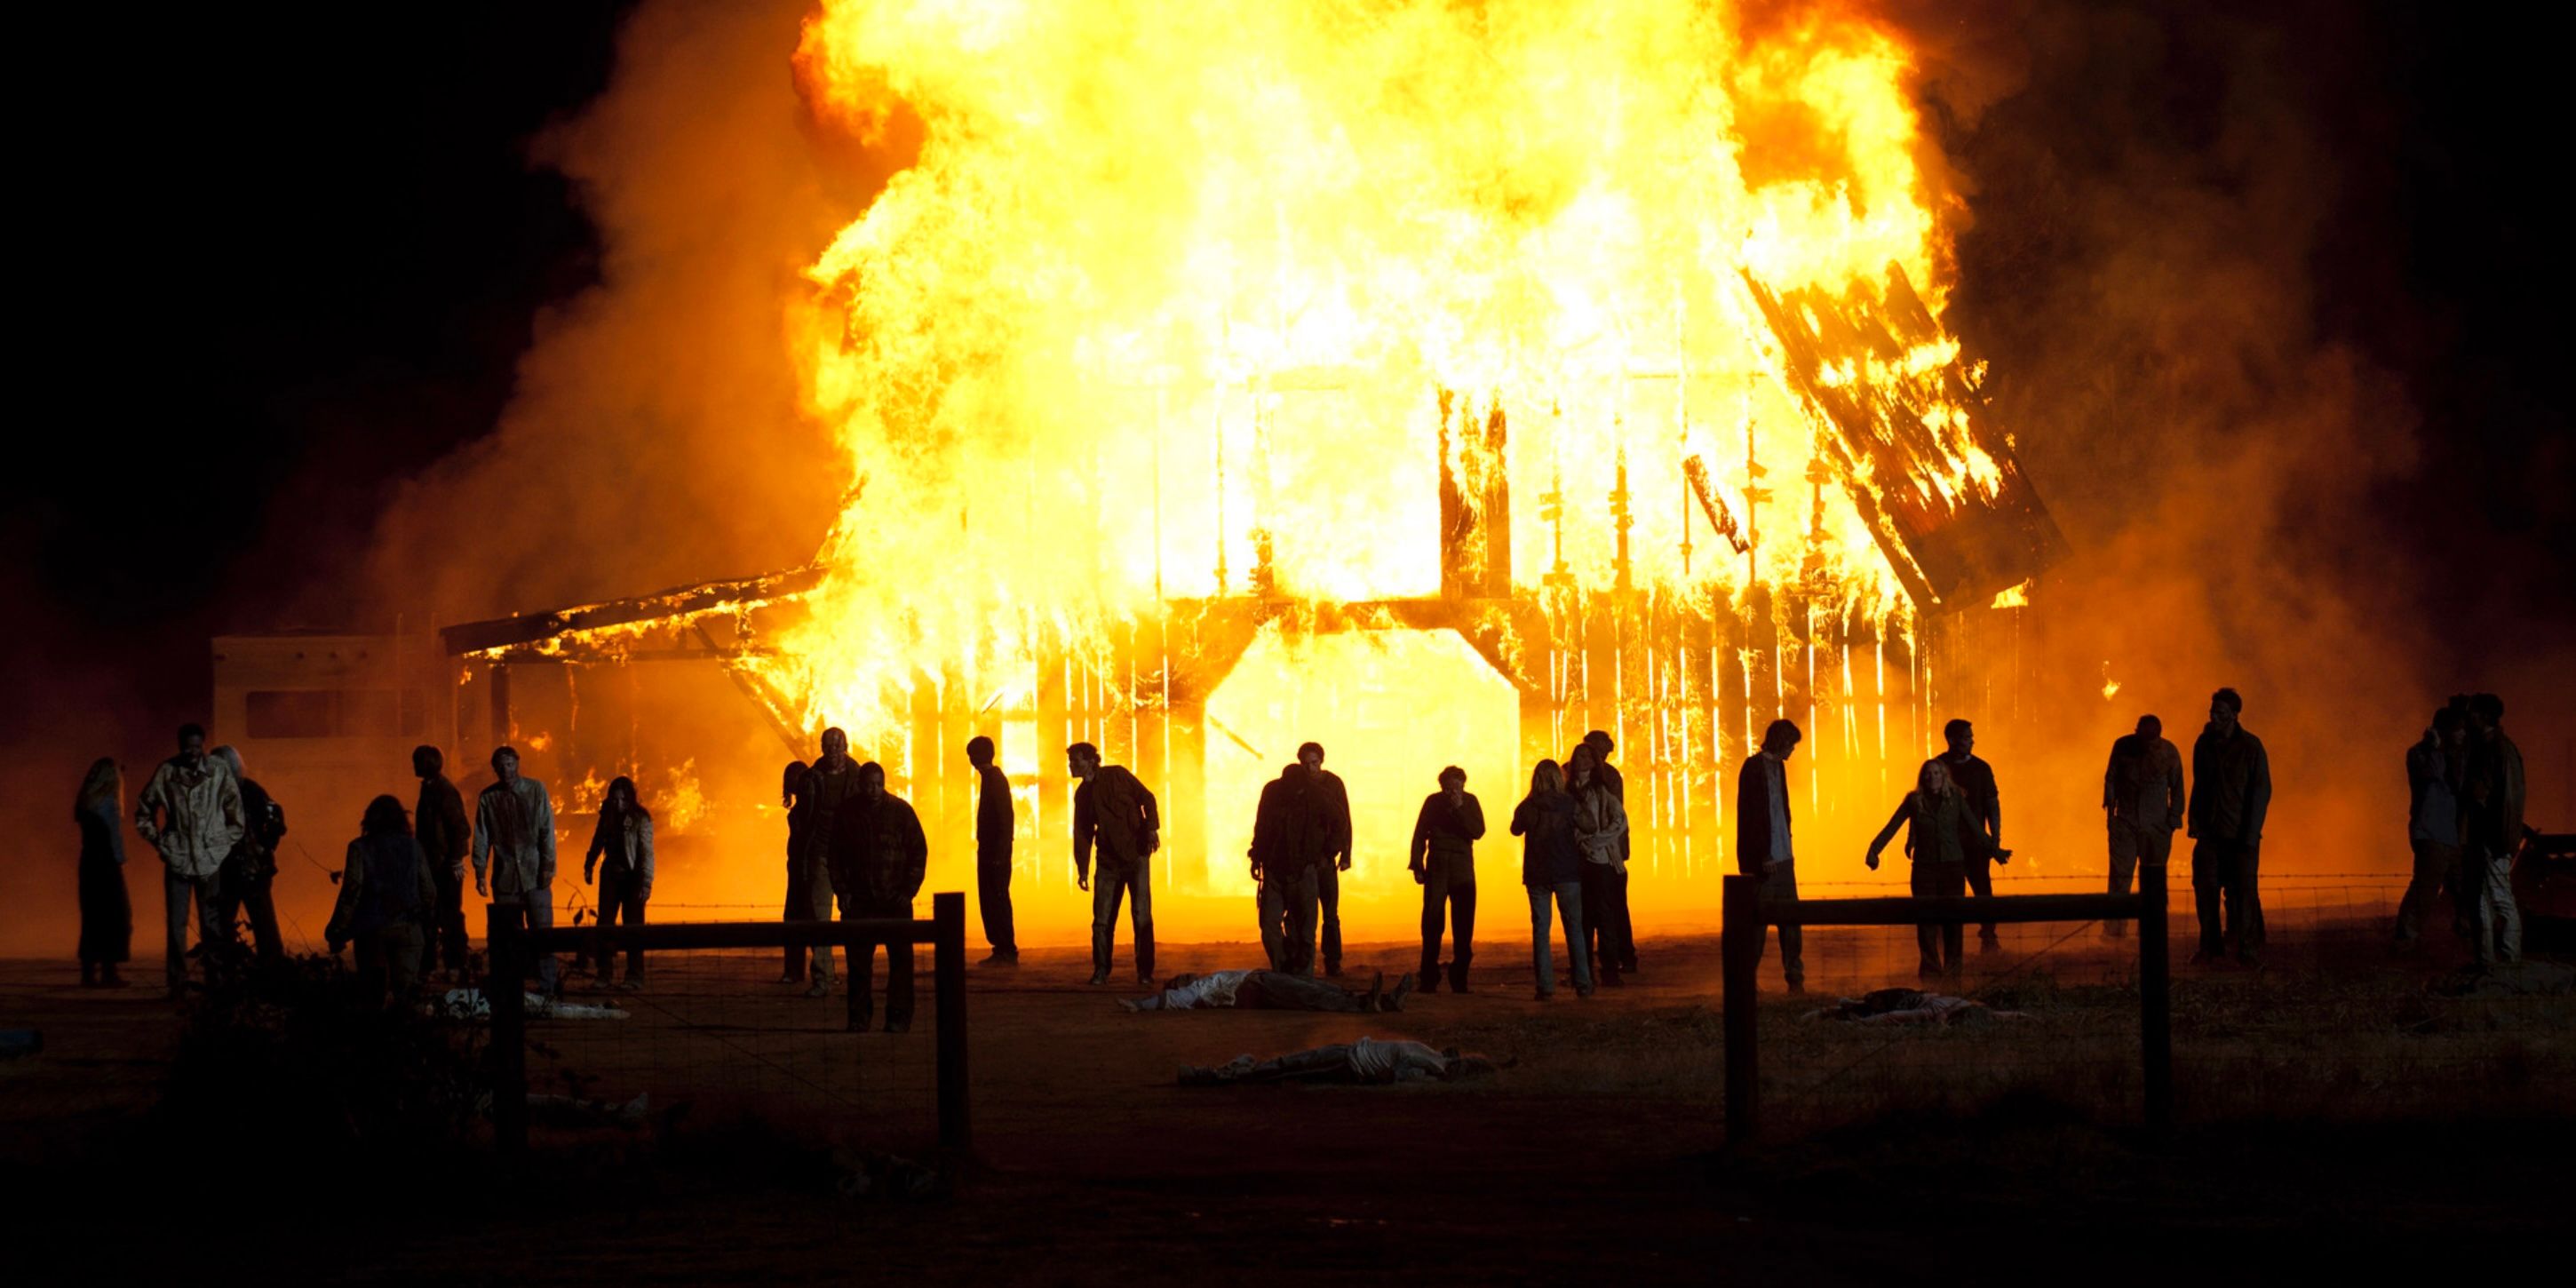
[
  {"left": 2139, "top": 861, "right": 2172, "bottom": 1134},
  {"left": 1722, "top": 873, "right": 1759, "bottom": 1147},
  {"left": 486, "top": 902, "right": 529, "bottom": 1157},
  {"left": 933, "top": 891, "right": 970, "bottom": 1157}
]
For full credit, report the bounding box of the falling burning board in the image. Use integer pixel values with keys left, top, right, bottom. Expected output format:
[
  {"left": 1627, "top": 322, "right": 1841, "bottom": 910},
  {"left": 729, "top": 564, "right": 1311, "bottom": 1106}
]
[{"left": 1744, "top": 266, "right": 2066, "bottom": 612}]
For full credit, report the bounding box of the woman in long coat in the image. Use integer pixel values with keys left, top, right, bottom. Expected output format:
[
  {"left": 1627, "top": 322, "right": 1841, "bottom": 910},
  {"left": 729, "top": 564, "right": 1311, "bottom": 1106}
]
[{"left": 75, "top": 758, "right": 131, "bottom": 987}]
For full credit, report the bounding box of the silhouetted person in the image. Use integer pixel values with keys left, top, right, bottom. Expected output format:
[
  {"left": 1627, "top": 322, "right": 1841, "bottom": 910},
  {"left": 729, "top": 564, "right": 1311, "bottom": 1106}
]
[
  {"left": 473, "top": 745, "right": 561, "bottom": 997},
  {"left": 1123, "top": 968, "right": 1413, "bottom": 1013},
  {"left": 210, "top": 745, "right": 287, "bottom": 970},
  {"left": 1567, "top": 746, "right": 1629, "bottom": 988},
  {"left": 327, "top": 794, "right": 437, "bottom": 1006},
  {"left": 413, "top": 745, "right": 472, "bottom": 984},
  {"left": 1513, "top": 759, "right": 1590, "bottom": 998},
  {"left": 2103, "top": 715, "right": 2184, "bottom": 939},
  {"left": 797, "top": 729, "right": 863, "bottom": 998},
  {"left": 2395, "top": 706, "right": 2467, "bottom": 950},
  {"left": 967, "top": 735, "right": 1018, "bottom": 965},
  {"left": 1868, "top": 759, "right": 2010, "bottom": 975},
  {"left": 2186, "top": 688, "right": 2270, "bottom": 966},
  {"left": 1251, "top": 763, "right": 1317, "bottom": 974},
  {"left": 1298, "top": 742, "right": 1354, "bottom": 975},
  {"left": 1409, "top": 766, "right": 1483, "bottom": 992},
  {"left": 1069, "top": 742, "right": 1159, "bottom": 986},
  {"left": 1736, "top": 719, "right": 1805, "bottom": 990},
  {"left": 75, "top": 759, "right": 131, "bottom": 988},
  {"left": 779, "top": 759, "right": 811, "bottom": 983},
  {"left": 2461, "top": 693, "right": 2526, "bottom": 966},
  {"left": 1934, "top": 720, "right": 2004, "bottom": 951},
  {"left": 1583, "top": 730, "right": 1639, "bottom": 974},
  {"left": 134, "top": 723, "right": 242, "bottom": 996},
  {"left": 830, "top": 761, "right": 929, "bottom": 1032},
  {"left": 582, "top": 775, "right": 656, "bottom": 989}
]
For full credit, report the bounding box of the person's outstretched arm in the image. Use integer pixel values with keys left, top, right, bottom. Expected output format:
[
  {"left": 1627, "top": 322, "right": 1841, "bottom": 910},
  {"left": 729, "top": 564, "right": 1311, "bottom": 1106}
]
[{"left": 1864, "top": 797, "right": 1907, "bottom": 870}]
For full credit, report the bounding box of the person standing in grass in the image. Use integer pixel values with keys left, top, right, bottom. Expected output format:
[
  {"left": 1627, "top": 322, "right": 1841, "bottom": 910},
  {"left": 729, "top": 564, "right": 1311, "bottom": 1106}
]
[
  {"left": 1512, "top": 759, "right": 1588, "bottom": 999},
  {"left": 1867, "top": 759, "right": 2010, "bottom": 976}
]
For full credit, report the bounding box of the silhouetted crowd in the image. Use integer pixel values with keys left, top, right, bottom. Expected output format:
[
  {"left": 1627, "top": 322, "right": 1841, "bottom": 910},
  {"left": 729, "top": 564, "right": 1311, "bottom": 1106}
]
[{"left": 82, "top": 683, "right": 2537, "bottom": 1018}]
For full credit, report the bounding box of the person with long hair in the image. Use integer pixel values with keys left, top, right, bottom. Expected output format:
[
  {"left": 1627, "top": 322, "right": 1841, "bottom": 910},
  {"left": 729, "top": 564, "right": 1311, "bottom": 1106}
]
[
  {"left": 584, "top": 775, "right": 656, "bottom": 989},
  {"left": 1867, "top": 759, "right": 2010, "bottom": 976},
  {"left": 325, "top": 795, "right": 437, "bottom": 1005},
  {"left": 1566, "top": 746, "right": 1629, "bottom": 988},
  {"left": 75, "top": 759, "right": 131, "bottom": 987},
  {"left": 1511, "top": 759, "right": 1590, "bottom": 999}
]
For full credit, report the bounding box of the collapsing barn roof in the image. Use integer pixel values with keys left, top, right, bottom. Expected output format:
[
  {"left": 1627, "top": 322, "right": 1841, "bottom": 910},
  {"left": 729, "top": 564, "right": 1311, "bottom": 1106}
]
[{"left": 1745, "top": 266, "right": 2066, "bottom": 612}]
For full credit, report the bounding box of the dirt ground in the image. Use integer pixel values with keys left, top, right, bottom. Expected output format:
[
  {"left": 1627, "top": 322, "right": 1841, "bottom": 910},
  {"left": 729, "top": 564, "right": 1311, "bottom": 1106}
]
[{"left": 4, "top": 913, "right": 2570, "bottom": 1284}]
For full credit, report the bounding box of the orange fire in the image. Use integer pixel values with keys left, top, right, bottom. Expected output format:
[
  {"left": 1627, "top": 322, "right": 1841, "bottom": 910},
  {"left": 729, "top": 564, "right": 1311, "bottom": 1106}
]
[
  {"left": 646, "top": 0, "right": 2014, "bottom": 932},
  {"left": 769, "top": 8, "right": 1973, "bottom": 670}
]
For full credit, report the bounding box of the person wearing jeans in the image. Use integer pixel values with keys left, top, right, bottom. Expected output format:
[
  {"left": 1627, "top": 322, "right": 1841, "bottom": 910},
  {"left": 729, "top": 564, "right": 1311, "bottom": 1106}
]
[
  {"left": 1736, "top": 720, "right": 1806, "bottom": 989},
  {"left": 133, "top": 723, "right": 243, "bottom": 996},
  {"left": 1069, "top": 742, "right": 1159, "bottom": 986},
  {"left": 473, "top": 745, "right": 561, "bottom": 997},
  {"left": 1408, "top": 766, "right": 1483, "bottom": 992},
  {"left": 1512, "top": 759, "right": 1590, "bottom": 998}
]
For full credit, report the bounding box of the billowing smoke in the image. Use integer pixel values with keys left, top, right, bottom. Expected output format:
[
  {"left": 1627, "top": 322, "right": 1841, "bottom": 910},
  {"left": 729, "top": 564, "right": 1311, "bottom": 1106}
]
[{"left": 356, "top": 0, "right": 870, "bottom": 628}]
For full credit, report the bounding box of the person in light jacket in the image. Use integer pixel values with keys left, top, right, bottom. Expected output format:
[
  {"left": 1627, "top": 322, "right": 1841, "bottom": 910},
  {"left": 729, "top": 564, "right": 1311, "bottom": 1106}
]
[
  {"left": 473, "top": 745, "right": 560, "bottom": 996},
  {"left": 583, "top": 775, "right": 656, "bottom": 989},
  {"left": 326, "top": 795, "right": 438, "bottom": 1006},
  {"left": 134, "top": 723, "right": 243, "bottom": 996},
  {"left": 1567, "top": 746, "right": 1628, "bottom": 987}
]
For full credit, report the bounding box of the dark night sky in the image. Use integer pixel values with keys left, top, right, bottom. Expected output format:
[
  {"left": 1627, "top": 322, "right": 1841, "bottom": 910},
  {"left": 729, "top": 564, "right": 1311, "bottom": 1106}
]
[{"left": 9, "top": 0, "right": 2569, "bottom": 737}]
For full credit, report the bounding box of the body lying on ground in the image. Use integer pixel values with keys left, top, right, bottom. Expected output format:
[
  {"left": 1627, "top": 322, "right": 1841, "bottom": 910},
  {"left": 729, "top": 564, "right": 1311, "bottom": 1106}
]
[
  {"left": 1121, "top": 968, "right": 1414, "bottom": 1013},
  {"left": 1181, "top": 1038, "right": 1496, "bottom": 1085},
  {"left": 1802, "top": 987, "right": 2029, "bottom": 1026}
]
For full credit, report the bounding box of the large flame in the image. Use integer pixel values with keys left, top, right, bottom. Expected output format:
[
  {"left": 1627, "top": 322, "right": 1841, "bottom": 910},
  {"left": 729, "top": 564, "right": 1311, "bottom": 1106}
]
[{"left": 764, "top": 0, "right": 1977, "bottom": 723}]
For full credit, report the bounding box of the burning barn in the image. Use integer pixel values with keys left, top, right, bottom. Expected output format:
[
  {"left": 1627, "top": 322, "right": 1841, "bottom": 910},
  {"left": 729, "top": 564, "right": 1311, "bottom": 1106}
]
[{"left": 404, "top": 2, "right": 2064, "bottom": 933}]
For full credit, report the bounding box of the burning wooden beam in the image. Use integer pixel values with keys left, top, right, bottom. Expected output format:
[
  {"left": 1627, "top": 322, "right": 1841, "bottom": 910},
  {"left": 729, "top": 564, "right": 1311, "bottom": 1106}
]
[{"left": 1741, "top": 267, "right": 2067, "bottom": 612}]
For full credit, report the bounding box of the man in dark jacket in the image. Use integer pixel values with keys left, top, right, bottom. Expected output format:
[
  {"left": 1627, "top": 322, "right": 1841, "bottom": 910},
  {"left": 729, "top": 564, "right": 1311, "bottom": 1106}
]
[
  {"left": 1582, "top": 730, "right": 1638, "bottom": 974},
  {"left": 1408, "top": 766, "right": 1484, "bottom": 992},
  {"left": 1735, "top": 719, "right": 1804, "bottom": 988},
  {"left": 1070, "top": 742, "right": 1160, "bottom": 986},
  {"left": 2461, "top": 693, "right": 2526, "bottom": 966},
  {"left": 210, "top": 746, "right": 287, "bottom": 970},
  {"left": 1298, "top": 743, "right": 1354, "bottom": 976},
  {"left": 829, "top": 762, "right": 929, "bottom": 1032},
  {"left": 413, "top": 745, "right": 472, "bottom": 982},
  {"left": 1252, "top": 763, "right": 1317, "bottom": 974},
  {"left": 798, "top": 729, "right": 863, "bottom": 998},
  {"left": 966, "top": 735, "right": 1017, "bottom": 966},
  {"left": 2187, "top": 688, "right": 2271, "bottom": 966},
  {"left": 1936, "top": 720, "right": 2005, "bottom": 951}
]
